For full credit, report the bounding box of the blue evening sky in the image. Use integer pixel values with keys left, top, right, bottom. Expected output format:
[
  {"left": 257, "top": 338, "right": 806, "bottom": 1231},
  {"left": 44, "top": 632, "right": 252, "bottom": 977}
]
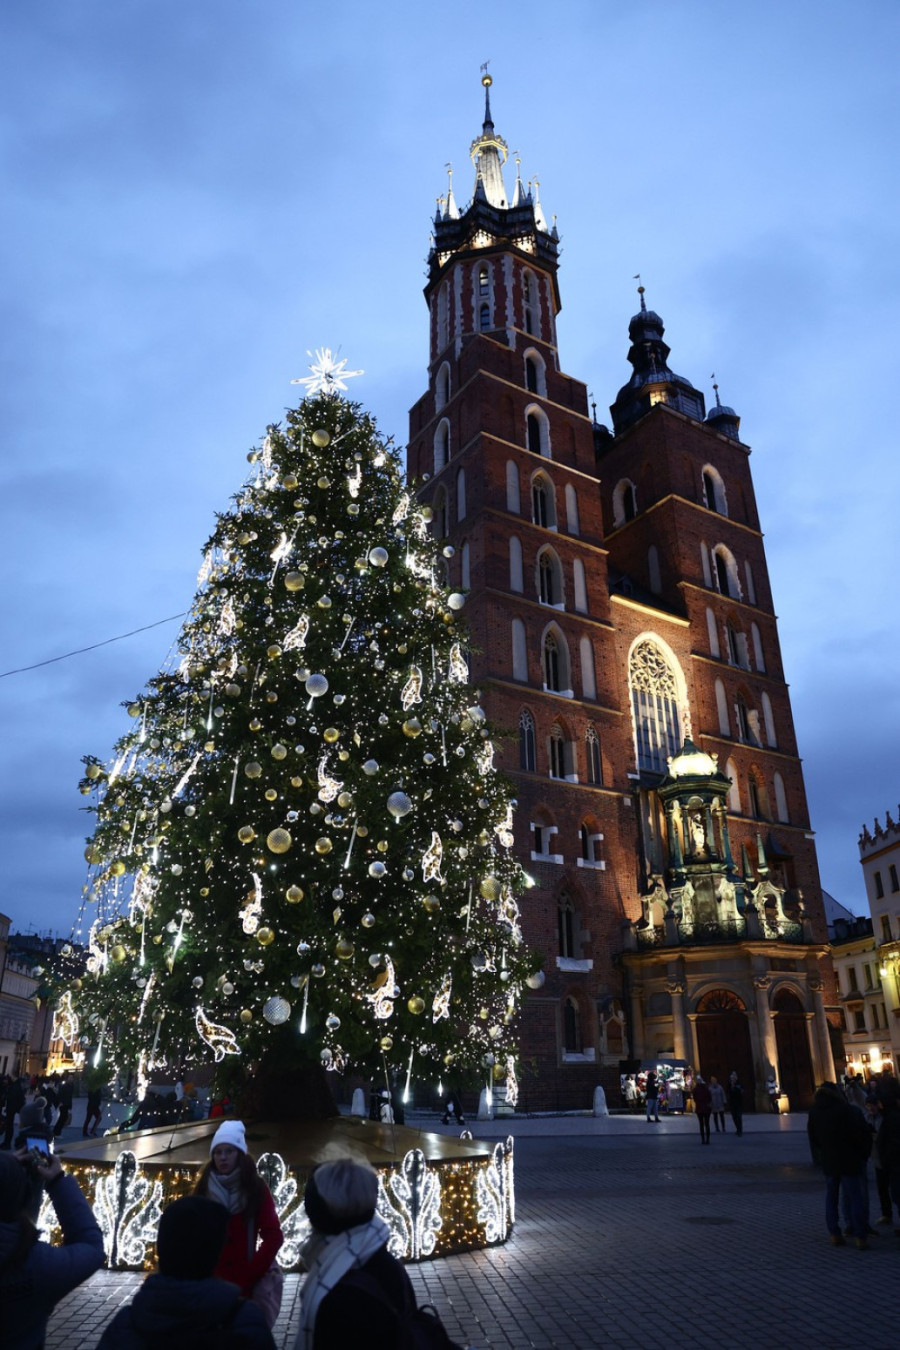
[{"left": 2, "top": 0, "right": 897, "bottom": 935}]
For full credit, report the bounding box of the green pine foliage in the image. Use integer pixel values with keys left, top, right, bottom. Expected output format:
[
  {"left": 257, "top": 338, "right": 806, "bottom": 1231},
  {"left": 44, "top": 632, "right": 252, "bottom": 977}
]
[{"left": 71, "top": 393, "right": 531, "bottom": 1093}]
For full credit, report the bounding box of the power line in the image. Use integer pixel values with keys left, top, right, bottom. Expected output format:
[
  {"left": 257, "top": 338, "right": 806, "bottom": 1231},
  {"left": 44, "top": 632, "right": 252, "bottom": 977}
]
[{"left": 0, "top": 613, "right": 187, "bottom": 679}]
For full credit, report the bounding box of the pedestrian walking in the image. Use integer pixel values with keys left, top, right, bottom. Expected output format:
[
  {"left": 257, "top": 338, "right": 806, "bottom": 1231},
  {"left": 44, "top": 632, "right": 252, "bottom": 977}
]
[
  {"left": 873, "top": 1079, "right": 900, "bottom": 1226},
  {"left": 645, "top": 1071, "right": 660, "bottom": 1122},
  {"left": 727, "top": 1071, "right": 744, "bottom": 1136},
  {"left": 1, "top": 1077, "right": 26, "bottom": 1150},
  {"left": 0, "top": 1147, "right": 104, "bottom": 1349},
  {"left": 693, "top": 1075, "right": 712, "bottom": 1143},
  {"left": 767, "top": 1074, "right": 780, "bottom": 1113},
  {"left": 83, "top": 1077, "right": 104, "bottom": 1138},
  {"left": 709, "top": 1075, "right": 727, "bottom": 1132},
  {"left": 54, "top": 1073, "right": 74, "bottom": 1137},
  {"left": 97, "top": 1195, "right": 274, "bottom": 1350},
  {"left": 194, "top": 1120, "right": 284, "bottom": 1327},
  {"left": 807, "top": 1080, "right": 873, "bottom": 1248}
]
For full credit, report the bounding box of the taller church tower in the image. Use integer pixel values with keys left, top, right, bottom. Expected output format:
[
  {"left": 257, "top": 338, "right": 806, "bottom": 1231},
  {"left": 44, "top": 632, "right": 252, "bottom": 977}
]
[{"left": 408, "top": 79, "right": 837, "bottom": 1111}]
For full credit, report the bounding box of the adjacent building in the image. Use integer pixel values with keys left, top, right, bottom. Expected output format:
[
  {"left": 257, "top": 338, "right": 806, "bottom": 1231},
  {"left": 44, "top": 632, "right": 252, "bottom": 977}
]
[
  {"left": 859, "top": 810, "right": 900, "bottom": 1073},
  {"left": 407, "top": 79, "right": 836, "bottom": 1110}
]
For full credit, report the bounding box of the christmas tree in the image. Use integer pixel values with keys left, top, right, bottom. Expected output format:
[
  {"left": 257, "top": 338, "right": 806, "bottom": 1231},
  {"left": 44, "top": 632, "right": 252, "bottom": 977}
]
[{"left": 69, "top": 356, "right": 531, "bottom": 1111}]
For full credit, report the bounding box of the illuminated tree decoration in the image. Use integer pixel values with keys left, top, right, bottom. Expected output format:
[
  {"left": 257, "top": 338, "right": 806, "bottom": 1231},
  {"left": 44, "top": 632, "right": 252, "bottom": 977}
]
[
  {"left": 94, "top": 1151, "right": 164, "bottom": 1267},
  {"left": 475, "top": 1140, "right": 515, "bottom": 1245},
  {"left": 256, "top": 1152, "right": 310, "bottom": 1268},
  {"left": 383, "top": 1148, "right": 442, "bottom": 1260},
  {"left": 67, "top": 390, "right": 530, "bottom": 1097},
  {"left": 51, "top": 991, "right": 79, "bottom": 1049}
]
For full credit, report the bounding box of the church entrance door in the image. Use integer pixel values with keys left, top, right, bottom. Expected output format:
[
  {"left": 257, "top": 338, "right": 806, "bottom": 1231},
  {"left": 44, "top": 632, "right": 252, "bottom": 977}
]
[
  {"left": 695, "top": 989, "right": 755, "bottom": 1105},
  {"left": 773, "top": 988, "right": 815, "bottom": 1110}
]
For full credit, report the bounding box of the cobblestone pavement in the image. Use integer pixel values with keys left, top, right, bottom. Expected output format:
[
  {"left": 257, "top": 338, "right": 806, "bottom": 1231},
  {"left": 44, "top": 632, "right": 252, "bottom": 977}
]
[{"left": 44, "top": 1112, "right": 900, "bottom": 1350}]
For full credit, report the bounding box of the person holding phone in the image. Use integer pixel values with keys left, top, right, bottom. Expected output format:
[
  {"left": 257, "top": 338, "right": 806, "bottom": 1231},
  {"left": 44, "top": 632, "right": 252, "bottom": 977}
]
[{"left": 0, "top": 1147, "right": 104, "bottom": 1349}]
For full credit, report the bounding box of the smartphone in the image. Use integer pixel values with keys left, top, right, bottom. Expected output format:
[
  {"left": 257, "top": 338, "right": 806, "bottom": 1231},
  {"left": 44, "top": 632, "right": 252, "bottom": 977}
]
[{"left": 26, "top": 1136, "right": 51, "bottom": 1157}]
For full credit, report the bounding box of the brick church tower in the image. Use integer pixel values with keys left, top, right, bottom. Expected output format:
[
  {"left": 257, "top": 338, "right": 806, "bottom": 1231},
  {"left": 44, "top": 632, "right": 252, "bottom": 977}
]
[{"left": 407, "top": 78, "right": 837, "bottom": 1112}]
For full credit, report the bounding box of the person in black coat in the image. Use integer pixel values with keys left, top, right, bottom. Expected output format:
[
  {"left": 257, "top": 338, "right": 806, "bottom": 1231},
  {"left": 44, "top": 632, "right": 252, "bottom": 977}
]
[
  {"left": 97, "top": 1196, "right": 274, "bottom": 1350},
  {"left": 0, "top": 1147, "right": 105, "bottom": 1350},
  {"left": 727, "top": 1071, "right": 744, "bottom": 1136},
  {"left": 807, "top": 1080, "right": 873, "bottom": 1248},
  {"left": 297, "top": 1160, "right": 422, "bottom": 1350}
]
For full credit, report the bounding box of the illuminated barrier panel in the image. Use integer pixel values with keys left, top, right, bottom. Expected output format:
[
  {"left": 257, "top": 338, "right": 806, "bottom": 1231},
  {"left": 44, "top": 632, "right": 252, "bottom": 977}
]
[{"left": 40, "top": 1139, "right": 515, "bottom": 1270}]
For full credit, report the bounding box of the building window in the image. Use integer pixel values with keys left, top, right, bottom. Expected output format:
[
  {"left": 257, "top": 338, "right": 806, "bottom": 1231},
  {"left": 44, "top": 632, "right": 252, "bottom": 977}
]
[
  {"left": 891, "top": 865, "right": 899, "bottom": 893},
  {"left": 773, "top": 771, "right": 789, "bottom": 824},
  {"left": 436, "top": 282, "right": 449, "bottom": 351},
  {"left": 523, "top": 270, "right": 537, "bottom": 336},
  {"left": 580, "top": 823, "right": 602, "bottom": 863},
  {"left": 519, "top": 709, "right": 536, "bottom": 772},
  {"left": 865, "top": 964, "right": 874, "bottom": 990},
  {"left": 565, "top": 484, "right": 580, "bottom": 535},
  {"left": 456, "top": 468, "right": 466, "bottom": 521},
  {"left": 573, "top": 558, "right": 588, "bottom": 611},
  {"left": 433, "top": 488, "right": 449, "bottom": 537},
  {"left": 523, "top": 348, "right": 547, "bottom": 397},
  {"left": 726, "top": 623, "right": 740, "bottom": 665},
  {"left": 511, "top": 618, "right": 528, "bottom": 681},
  {"left": 433, "top": 420, "right": 450, "bottom": 474},
  {"left": 558, "top": 894, "right": 577, "bottom": 959},
  {"left": 585, "top": 727, "right": 602, "bottom": 785},
  {"left": 648, "top": 545, "right": 662, "bottom": 594},
  {"left": 478, "top": 265, "right": 489, "bottom": 297},
  {"left": 538, "top": 550, "right": 561, "bottom": 605},
  {"left": 509, "top": 536, "right": 524, "bottom": 592},
  {"left": 506, "top": 461, "right": 521, "bottom": 513},
  {"left": 563, "top": 997, "right": 583, "bottom": 1054},
  {"left": 542, "top": 627, "right": 571, "bottom": 694},
  {"left": 725, "top": 757, "right": 741, "bottom": 813},
  {"left": 579, "top": 635, "right": 597, "bottom": 700},
  {"left": 526, "top": 356, "right": 538, "bottom": 393},
  {"left": 881, "top": 914, "right": 892, "bottom": 943},
  {"left": 613, "top": 479, "right": 637, "bottom": 527},
  {"left": 548, "top": 725, "right": 566, "bottom": 779},
  {"left": 479, "top": 303, "right": 490, "bottom": 331},
  {"left": 875, "top": 871, "right": 885, "bottom": 899},
  {"left": 532, "top": 472, "right": 557, "bottom": 529},
  {"left": 848, "top": 965, "right": 859, "bottom": 991},
  {"left": 702, "top": 465, "right": 728, "bottom": 515},
  {"left": 715, "top": 678, "right": 730, "bottom": 736},
  {"left": 713, "top": 545, "right": 741, "bottom": 599},
  {"left": 629, "top": 638, "right": 684, "bottom": 775},
  {"left": 854, "top": 1009, "right": 867, "bottom": 1033},
  {"left": 435, "top": 362, "right": 450, "bottom": 411},
  {"left": 525, "top": 405, "right": 551, "bottom": 458}
]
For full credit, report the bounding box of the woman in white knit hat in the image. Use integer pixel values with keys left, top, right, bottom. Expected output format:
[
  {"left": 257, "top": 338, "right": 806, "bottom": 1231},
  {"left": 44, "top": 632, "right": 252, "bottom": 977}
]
[{"left": 194, "top": 1119, "right": 284, "bottom": 1325}]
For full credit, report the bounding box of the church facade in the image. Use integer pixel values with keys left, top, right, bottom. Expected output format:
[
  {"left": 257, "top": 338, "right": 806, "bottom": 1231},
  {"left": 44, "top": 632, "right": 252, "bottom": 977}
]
[{"left": 407, "top": 80, "right": 837, "bottom": 1112}]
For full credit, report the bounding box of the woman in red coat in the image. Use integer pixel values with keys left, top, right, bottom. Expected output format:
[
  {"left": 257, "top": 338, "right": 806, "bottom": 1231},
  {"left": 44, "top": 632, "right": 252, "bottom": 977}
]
[{"left": 194, "top": 1120, "right": 283, "bottom": 1317}]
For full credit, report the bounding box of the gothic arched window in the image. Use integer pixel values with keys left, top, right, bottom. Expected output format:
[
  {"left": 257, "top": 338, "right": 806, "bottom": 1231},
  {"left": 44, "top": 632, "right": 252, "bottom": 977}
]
[
  {"left": 478, "top": 265, "right": 490, "bottom": 297},
  {"left": 585, "top": 726, "right": 602, "bottom": 785},
  {"left": 537, "top": 548, "right": 562, "bottom": 605},
  {"left": 629, "top": 638, "right": 684, "bottom": 774},
  {"left": 613, "top": 478, "right": 638, "bottom": 527},
  {"left": 519, "top": 709, "right": 536, "bottom": 772},
  {"left": 702, "top": 465, "right": 728, "bottom": 516},
  {"left": 532, "top": 472, "right": 556, "bottom": 529},
  {"left": 548, "top": 724, "right": 566, "bottom": 779},
  {"left": 479, "top": 303, "right": 490, "bottom": 331},
  {"left": 542, "top": 627, "right": 571, "bottom": 694},
  {"left": 558, "top": 894, "right": 577, "bottom": 959},
  {"left": 433, "top": 419, "right": 450, "bottom": 474}
]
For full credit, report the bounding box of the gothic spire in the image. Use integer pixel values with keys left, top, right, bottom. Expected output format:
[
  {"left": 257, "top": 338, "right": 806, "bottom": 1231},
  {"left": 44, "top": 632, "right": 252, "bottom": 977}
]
[{"left": 469, "top": 73, "right": 508, "bottom": 209}]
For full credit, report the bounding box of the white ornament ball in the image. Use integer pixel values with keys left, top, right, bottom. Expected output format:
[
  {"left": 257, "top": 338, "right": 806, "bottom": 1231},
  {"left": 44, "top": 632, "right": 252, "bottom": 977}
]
[
  {"left": 263, "top": 996, "right": 292, "bottom": 1025},
  {"left": 526, "top": 970, "right": 546, "bottom": 989},
  {"left": 368, "top": 861, "right": 387, "bottom": 878},
  {"left": 447, "top": 592, "right": 466, "bottom": 610},
  {"left": 368, "top": 547, "right": 389, "bottom": 567},
  {"left": 387, "top": 791, "right": 413, "bottom": 819},
  {"left": 363, "top": 760, "right": 379, "bottom": 776},
  {"left": 305, "top": 673, "right": 329, "bottom": 699}
]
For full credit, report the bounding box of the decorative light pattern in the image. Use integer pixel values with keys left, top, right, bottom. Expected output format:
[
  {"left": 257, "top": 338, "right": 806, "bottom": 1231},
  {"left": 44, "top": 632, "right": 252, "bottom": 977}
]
[
  {"left": 504, "top": 1056, "right": 519, "bottom": 1109},
  {"left": 400, "top": 665, "right": 423, "bottom": 710},
  {"left": 283, "top": 614, "right": 310, "bottom": 651},
  {"left": 383, "top": 1148, "right": 442, "bottom": 1260},
  {"left": 432, "top": 972, "right": 452, "bottom": 1022},
  {"left": 422, "top": 832, "right": 443, "bottom": 881},
  {"left": 194, "top": 1006, "right": 241, "bottom": 1061},
  {"left": 448, "top": 642, "right": 468, "bottom": 682},
  {"left": 291, "top": 348, "right": 364, "bottom": 397},
  {"left": 256, "top": 1151, "right": 310, "bottom": 1268},
  {"left": 366, "top": 955, "right": 400, "bottom": 1019},
  {"left": 494, "top": 803, "right": 514, "bottom": 849},
  {"left": 51, "top": 991, "right": 79, "bottom": 1049},
  {"left": 239, "top": 873, "right": 263, "bottom": 935},
  {"left": 94, "top": 1151, "right": 164, "bottom": 1267}
]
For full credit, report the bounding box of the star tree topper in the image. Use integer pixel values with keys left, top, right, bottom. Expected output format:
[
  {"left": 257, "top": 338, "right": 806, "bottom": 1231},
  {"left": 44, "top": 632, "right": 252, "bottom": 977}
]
[{"left": 291, "top": 348, "right": 364, "bottom": 398}]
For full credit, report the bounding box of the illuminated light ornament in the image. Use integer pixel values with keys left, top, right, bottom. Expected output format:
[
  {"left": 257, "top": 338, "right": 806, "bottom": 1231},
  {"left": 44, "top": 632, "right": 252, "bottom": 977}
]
[
  {"left": 51, "top": 991, "right": 79, "bottom": 1049},
  {"left": 195, "top": 1006, "right": 241, "bottom": 1062},
  {"left": 283, "top": 614, "right": 309, "bottom": 651},
  {"left": 391, "top": 492, "right": 410, "bottom": 523},
  {"left": 270, "top": 532, "right": 292, "bottom": 566},
  {"left": 476, "top": 1140, "right": 514, "bottom": 1244},
  {"left": 421, "top": 832, "right": 443, "bottom": 882},
  {"left": 366, "top": 955, "right": 400, "bottom": 1020},
  {"left": 476, "top": 739, "right": 496, "bottom": 775},
  {"left": 494, "top": 803, "right": 514, "bottom": 849},
  {"left": 291, "top": 348, "right": 364, "bottom": 398},
  {"left": 239, "top": 873, "right": 264, "bottom": 934},
  {"left": 172, "top": 753, "right": 201, "bottom": 799},
  {"left": 432, "top": 972, "right": 452, "bottom": 1022},
  {"left": 381, "top": 1149, "right": 442, "bottom": 1261},
  {"left": 94, "top": 1151, "right": 165, "bottom": 1268},
  {"left": 504, "top": 1056, "right": 519, "bottom": 1110},
  {"left": 448, "top": 643, "right": 468, "bottom": 683},
  {"left": 400, "top": 666, "right": 423, "bottom": 710},
  {"left": 197, "top": 548, "right": 214, "bottom": 589},
  {"left": 316, "top": 754, "right": 343, "bottom": 804},
  {"left": 263, "top": 996, "right": 292, "bottom": 1025},
  {"left": 497, "top": 885, "right": 523, "bottom": 943},
  {"left": 261, "top": 431, "right": 275, "bottom": 471},
  {"left": 218, "top": 596, "right": 237, "bottom": 637},
  {"left": 256, "top": 1153, "right": 311, "bottom": 1268},
  {"left": 347, "top": 462, "right": 362, "bottom": 499}
]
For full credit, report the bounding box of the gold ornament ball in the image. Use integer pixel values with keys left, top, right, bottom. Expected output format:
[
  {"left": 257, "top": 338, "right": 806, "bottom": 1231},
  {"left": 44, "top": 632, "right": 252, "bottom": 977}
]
[
  {"left": 407, "top": 996, "right": 426, "bottom": 1015},
  {"left": 238, "top": 825, "right": 256, "bottom": 844},
  {"left": 84, "top": 846, "right": 102, "bottom": 865},
  {"left": 267, "top": 828, "right": 292, "bottom": 855},
  {"left": 317, "top": 595, "right": 332, "bottom": 609},
  {"left": 71, "top": 978, "right": 83, "bottom": 991},
  {"left": 480, "top": 876, "right": 501, "bottom": 900},
  {"left": 256, "top": 926, "right": 275, "bottom": 946},
  {"left": 315, "top": 836, "right": 333, "bottom": 855},
  {"left": 282, "top": 473, "right": 299, "bottom": 490},
  {"left": 204, "top": 740, "right": 215, "bottom": 753},
  {"left": 323, "top": 727, "right": 340, "bottom": 744},
  {"left": 249, "top": 717, "right": 262, "bottom": 732},
  {"left": 127, "top": 703, "right": 142, "bottom": 718},
  {"left": 376, "top": 840, "right": 389, "bottom": 853},
  {"left": 240, "top": 1009, "right": 253, "bottom": 1024},
  {"left": 312, "top": 428, "right": 331, "bottom": 447},
  {"left": 86, "top": 764, "right": 102, "bottom": 780},
  {"left": 284, "top": 571, "right": 305, "bottom": 591},
  {"left": 423, "top": 895, "right": 441, "bottom": 914},
  {"left": 265, "top": 788, "right": 277, "bottom": 802},
  {"left": 244, "top": 761, "right": 262, "bottom": 779},
  {"left": 357, "top": 824, "right": 369, "bottom": 837},
  {"left": 237, "top": 531, "right": 252, "bottom": 545},
  {"left": 337, "top": 791, "right": 353, "bottom": 808},
  {"left": 110, "top": 944, "right": 127, "bottom": 963},
  {"left": 317, "top": 476, "right": 331, "bottom": 489},
  {"left": 380, "top": 1035, "right": 393, "bottom": 1052},
  {"left": 110, "top": 860, "right": 126, "bottom": 877},
  {"left": 291, "top": 776, "right": 303, "bottom": 788},
  {"left": 199, "top": 887, "right": 209, "bottom": 897},
  {"left": 285, "top": 884, "right": 305, "bottom": 904},
  {"left": 271, "top": 743, "right": 288, "bottom": 761},
  {"left": 335, "top": 938, "right": 354, "bottom": 960},
  {"left": 402, "top": 718, "right": 422, "bottom": 738},
  {"left": 267, "top": 644, "right": 282, "bottom": 660},
  {"left": 420, "top": 506, "right": 434, "bottom": 523},
  {"left": 361, "top": 911, "right": 375, "bottom": 927}
]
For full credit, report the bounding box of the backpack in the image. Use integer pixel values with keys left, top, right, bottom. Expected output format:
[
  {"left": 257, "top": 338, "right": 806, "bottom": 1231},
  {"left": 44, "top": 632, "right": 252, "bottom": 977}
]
[
  {"left": 134, "top": 1298, "right": 245, "bottom": 1350},
  {"left": 342, "top": 1267, "right": 466, "bottom": 1350}
]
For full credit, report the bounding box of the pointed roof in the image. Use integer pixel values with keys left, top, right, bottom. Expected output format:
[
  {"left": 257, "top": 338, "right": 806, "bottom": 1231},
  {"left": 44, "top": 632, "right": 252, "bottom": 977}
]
[
  {"left": 610, "top": 285, "right": 706, "bottom": 434},
  {"left": 469, "top": 75, "right": 508, "bottom": 209}
]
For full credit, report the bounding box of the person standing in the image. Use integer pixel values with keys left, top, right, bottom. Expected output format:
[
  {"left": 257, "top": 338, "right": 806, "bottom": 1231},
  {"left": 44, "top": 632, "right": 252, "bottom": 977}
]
[
  {"left": 693, "top": 1075, "right": 712, "bottom": 1144},
  {"left": 807, "top": 1080, "right": 873, "bottom": 1248},
  {"left": 645, "top": 1071, "right": 660, "bottom": 1123},
  {"left": 2, "top": 1078, "right": 26, "bottom": 1150},
  {"left": 709, "top": 1076, "right": 727, "bottom": 1132},
  {"left": 727, "top": 1071, "right": 744, "bottom": 1136},
  {"left": 194, "top": 1120, "right": 284, "bottom": 1326},
  {"left": 767, "top": 1074, "right": 780, "bottom": 1113},
  {"left": 0, "top": 1147, "right": 104, "bottom": 1348},
  {"left": 83, "top": 1079, "right": 103, "bottom": 1138}
]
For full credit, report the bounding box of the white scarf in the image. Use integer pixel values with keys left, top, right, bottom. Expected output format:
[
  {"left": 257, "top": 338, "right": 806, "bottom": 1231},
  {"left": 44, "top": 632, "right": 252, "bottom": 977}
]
[
  {"left": 207, "top": 1167, "right": 245, "bottom": 1216},
  {"left": 297, "top": 1214, "right": 392, "bottom": 1350}
]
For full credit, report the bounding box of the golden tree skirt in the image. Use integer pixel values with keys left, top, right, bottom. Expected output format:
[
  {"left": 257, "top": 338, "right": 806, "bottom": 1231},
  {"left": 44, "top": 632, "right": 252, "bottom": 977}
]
[{"left": 49, "top": 1116, "right": 515, "bottom": 1270}]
